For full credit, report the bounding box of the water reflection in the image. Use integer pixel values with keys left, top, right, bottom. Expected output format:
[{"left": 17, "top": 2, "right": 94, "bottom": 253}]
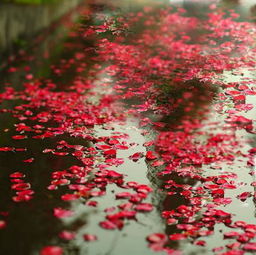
[
  {"left": 87, "top": 2, "right": 219, "bottom": 254},
  {"left": 0, "top": 5, "right": 93, "bottom": 255},
  {"left": 0, "top": 130, "right": 88, "bottom": 254},
  {"left": 156, "top": 79, "right": 217, "bottom": 130},
  {"left": 0, "top": 12, "right": 78, "bottom": 91},
  {"left": 220, "top": 0, "right": 256, "bottom": 21},
  {"left": 1, "top": 0, "right": 256, "bottom": 254}
]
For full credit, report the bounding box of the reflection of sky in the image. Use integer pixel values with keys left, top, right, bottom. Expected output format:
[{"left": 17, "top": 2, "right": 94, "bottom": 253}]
[
  {"left": 2, "top": 1, "right": 256, "bottom": 254},
  {"left": 63, "top": 119, "right": 165, "bottom": 255},
  {"left": 169, "top": 0, "right": 255, "bottom": 11},
  {"left": 78, "top": 1, "right": 256, "bottom": 254},
  {"left": 221, "top": 0, "right": 256, "bottom": 20},
  {"left": 195, "top": 68, "right": 256, "bottom": 253},
  {"left": 222, "top": 69, "right": 256, "bottom": 125},
  {"left": 245, "top": 95, "right": 256, "bottom": 120}
]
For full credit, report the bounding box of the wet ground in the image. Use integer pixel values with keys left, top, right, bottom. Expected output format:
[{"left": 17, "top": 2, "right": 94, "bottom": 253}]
[{"left": 1, "top": 0, "right": 256, "bottom": 255}]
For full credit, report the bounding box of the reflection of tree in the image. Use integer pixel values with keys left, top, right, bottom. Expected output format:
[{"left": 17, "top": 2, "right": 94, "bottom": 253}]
[
  {"left": 220, "top": 0, "right": 256, "bottom": 22},
  {"left": 250, "top": 5, "right": 256, "bottom": 20},
  {"left": 87, "top": 0, "right": 169, "bottom": 12},
  {"left": 248, "top": 135, "right": 256, "bottom": 216},
  {"left": 129, "top": 2, "right": 219, "bottom": 253},
  {"left": 155, "top": 79, "right": 217, "bottom": 130},
  {"left": 85, "top": 1, "right": 256, "bottom": 253},
  {"left": 2, "top": 1, "right": 254, "bottom": 254},
  {"left": 145, "top": 84, "right": 214, "bottom": 252},
  {"left": 0, "top": 7, "right": 96, "bottom": 255},
  {"left": 221, "top": 0, "right": 239, "bottom": 4},
  {"left": 0, "top": 4, "right": 84, "bottom": 92},
  {"left": 220, "top": 0, "right": 241, "bottom": 12},
  {"left": 182, "top": 1, "right": 211, "bottom": 18},
  {"left": 0, "top": 132, "right": 88, "bottom": 255}
]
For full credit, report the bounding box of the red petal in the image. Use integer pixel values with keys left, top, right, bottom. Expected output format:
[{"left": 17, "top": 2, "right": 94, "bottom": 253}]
[
  {"left": 61, "top": 194, "right": 79, "bottom": 201},
  {"left": 146, "top": 151, "right": 158, "bottom": 160},
  {"left": 0, "top": 147, "right": 14, "bottom": 152},
  {"left": 194, "top": 240, "right": 206, "bottom": 246},
  {"left": 135, "top": 203, "right": 153, "bottom": 212},
  {"left": 53, "top": 208, "right": 74, "bottom": 218},
  {"left": 224, "top": 231, "right": 240, "bottom": 239},
  {"left": 243, "top": 242, "right": 256, "bottom": 251},
  {"left": 237, "top": 192, "right": 252, "bottom": 202},
  {"left": 10, "top": 172, "right": 25, "bottom": 178},
  {"left": 103, "top": 149, "right": 117, "bottom": 156},
  {"left": 23, "top": 158, "right": 34, "bottom": 163},
  {"left": 40, "top": 246, "right": 63, "bottom": 255},
  {"left": 99, "top": 220, "right": 123, "bottom": 230},
  {"left": 147, "top": 233, "right": 167, "bottom": 243},
  {"left": 12, "top": 135, "right": 27, "bottom": 140},
  {"left": 83, "top": 234, "right": 98, "bottom": 241},
  {"left": 169, "top": 233, "right": 187, "bottom": 241},
  {"left": 0, "top": 220, "right": 7, "bottom": 229},
  {"left": 116, "top": 192, "right": 132, "bottom": 199},
  {"left": 59, "top": 231, "right": 76, "bottom": 240},
  {"left": 129, "top": 152, "right": 144, "bottom": 162}
]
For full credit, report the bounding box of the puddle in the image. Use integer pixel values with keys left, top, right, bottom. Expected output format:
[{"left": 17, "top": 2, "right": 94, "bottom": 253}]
[
  {"left": 1, "top": 0, "right": 256, "bottom": 255},
  {"left": 60, "top": 118, "right": 165, "bottom": 255}
]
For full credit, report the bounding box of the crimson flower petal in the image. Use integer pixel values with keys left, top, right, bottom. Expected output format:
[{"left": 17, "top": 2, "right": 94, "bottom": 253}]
[{"left": 40, "top": 246, "right": 63, "bottom": 255}]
